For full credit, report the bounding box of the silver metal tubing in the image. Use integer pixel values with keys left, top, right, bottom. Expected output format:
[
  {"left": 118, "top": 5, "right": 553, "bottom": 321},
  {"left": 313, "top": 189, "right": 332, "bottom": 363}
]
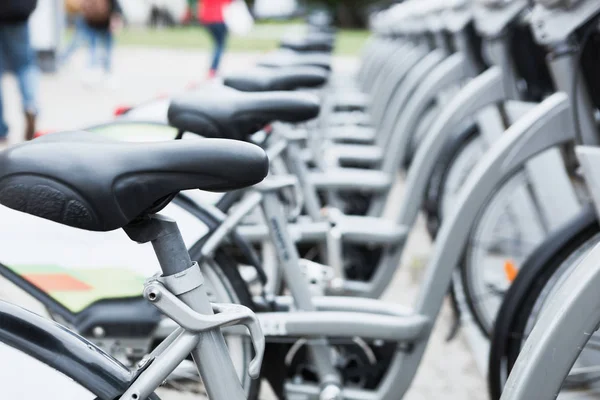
[
  {"left": 548, "top": 43, "right": 599, "bottom": 146},
  {"left": 262, "top": 295, "right": 417, "bottom": 318},
  {"left": 257, "top": 311, "right": 428, "bottom": 342},
  {"left": 382, "top": 52, "right": 470, "bottom": 175},
  {"left": 348, "top": 68, "right": 507, "bottom": 299},
  {"left": 140, "top": 216, "right": 248, "bottom": 400},
  {"left": 120, "top": 330, "right": 200, "bottom": 400},
  {"left": 309, "top": 169, "right": 392, "bottom": 191},
  {"left": 260, "top": 191, "right": 342, "bottom": 388},
  {"left": 237, "top": 221, "right": 330, "bottom": 244},
  {"left": 396, "top": 67, "right": 505, "bottom": 228},
  {"left": 578, "top": 146, "right": 600, "bottom": 216},
  {"left": 284, "top": 139, "right": 326, "bottom": 221},
  {"left": 377, "top": 48, "right": 445, "bottom": 155},
  {"left": 362, "top": 93, "right": 573, "bottom": 400},
  {"left": 500, "top": 241, "right": 600, "bottom": 400},
  {"left": 483, "top": 36, "right": 522, "bottom": 101},
  {"left": 200, "top": 192, "right": 263, "bottom": 258}
]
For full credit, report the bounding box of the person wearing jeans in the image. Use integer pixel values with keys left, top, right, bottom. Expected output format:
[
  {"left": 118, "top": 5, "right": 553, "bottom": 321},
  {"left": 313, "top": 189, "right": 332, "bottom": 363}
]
[
  {"left": 199, "top": 0, "right": 231, "bottom": 79},
  {"left": 60, "top": 14, "right": 93, "bottom": 67},
  {"left": 89, "top": 28, "right": 114, "bottom": 74},
  {"left": 84, "top": 0, "right": 122, "bottom": 81},
  {"left": 0, "top": 0, "right": 39, "bottom": 143}
]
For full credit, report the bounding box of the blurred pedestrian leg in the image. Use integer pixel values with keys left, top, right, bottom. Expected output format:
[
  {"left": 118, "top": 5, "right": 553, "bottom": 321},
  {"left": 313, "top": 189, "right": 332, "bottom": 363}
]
[
  {"left": 60, "top": 15, "right": 93, "bottom": 67},
  {"left": 199, "top": 0, "right": 231, "bottom": 79},
  {"left": 88, "top": 27, "right": 113, "bottom": 73},
  {"left": 205, "top": 22, "right": 228, "bottom": 78},
  {"left": 82, "top": 0, "right": 121, "bottom": 87},
  {"left": 0, "top": 8, "right": 40, "bottom": 142}
]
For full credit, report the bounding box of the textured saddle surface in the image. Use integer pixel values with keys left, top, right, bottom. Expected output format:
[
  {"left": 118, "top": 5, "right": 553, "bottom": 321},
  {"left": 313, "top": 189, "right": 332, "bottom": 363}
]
[{"left": 0, "top": 131, "right": 268, "bottom": 231}]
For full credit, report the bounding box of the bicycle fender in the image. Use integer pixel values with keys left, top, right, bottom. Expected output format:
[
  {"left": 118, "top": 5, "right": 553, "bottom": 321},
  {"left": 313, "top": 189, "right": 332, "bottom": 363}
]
[{"left": 0, "top": 300, "right": 160, "bottom": 400}]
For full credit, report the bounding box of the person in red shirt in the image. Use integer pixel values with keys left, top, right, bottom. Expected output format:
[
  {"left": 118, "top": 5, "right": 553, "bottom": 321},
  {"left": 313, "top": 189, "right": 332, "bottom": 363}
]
[{"left": 199, "top": 0, "right": 232, "bottom": 79}]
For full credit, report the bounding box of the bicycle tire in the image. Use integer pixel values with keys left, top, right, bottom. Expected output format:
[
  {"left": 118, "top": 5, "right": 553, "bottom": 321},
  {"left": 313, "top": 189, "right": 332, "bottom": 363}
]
[
  {"left": 460, "top": 166, "right": 558, "bottom": 336},
  {"left": 487, "top": 203, "right": 599, "bottom": 399},
  {"left": 403, "top": 102, "right": 439, "bottom": 169},
  {"left": 423, "top": 123, "right": 481, "bottom": 238},
  {"left": 0, "top": 246, "right": 258, "bottom": 400},
  {"left": 0, "top": 299, "right": 162, "bottom": 400}
]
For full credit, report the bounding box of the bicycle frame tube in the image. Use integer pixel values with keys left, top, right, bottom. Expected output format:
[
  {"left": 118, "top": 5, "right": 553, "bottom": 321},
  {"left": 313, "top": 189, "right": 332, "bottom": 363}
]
[
  {"left": 284, "top": 139, "right": 325, "bottom": 221},
  {"left": 365, "top": 33, "right": 583, "bottom": 297},
  {"left": 360, "top": 40, "right": 398, "bottom": 92},
  {"left": 236, "top": 62, "right": 512, "bottom": 301},
  {"left": 371, "top": 44, "right": 428, "bottom": 129},
  {"left": 453, "top": 26, "right": 482, "bottom": 75},
  {"left": 375, "top": 44, "right": 430, "bottom": 148},
  {"left": 547, "top": 40, "right": 600, "bottom": 147},
  {"left": 354, "top": 36, "right": 380, "bottom": 84},
  {"left": 344, "top": 93, "right": 572, "bottom": 400},
  {"left": 384, "top": 93, "right": 573, "bottom": 399},
  {"left": 351, "top": 49, "right": 445, "bottom": 216},
  {"left": 483, "top": 36, "right": 521, "bottom": 101},
  {"left": 383, "top": 51, "right": 468, "bottom": 176},
  {"left": 122, "top": 216, "right": 247, "bottom": 400},
  {"left": 498, "top": 145, "right": 600, "bottom": 397},
  {"left": 259, "top": 190, "right": 342, "bottom": 389},
  {"left": 369, "top": 52, "right": 471, "bottom": 216},
  {"left": 367, "top": 43, "right": 417, "bottom": 122},
  {"left": 320, "top": 44, "right": 433, "bottom": 210},
  {"left": 499, "top": 238, "right": 600, "bottom": 400},
  {"left": 579, "top": 147, "right": 600, "bottom": 215},
  {"left": 433, "top": 30, "right": 452, "bottom": 56},
  {"left": 377, "top": 48, "right": 446, "bottom": 154},
  {"left": 353, "top": 67, "right": 506, "bottom": 298},
  {"left": 319, "top": 42, "right": 418, "bottom": 145},
  {"left": 473, "top": 1, "right": 528, "bottom": 40}
]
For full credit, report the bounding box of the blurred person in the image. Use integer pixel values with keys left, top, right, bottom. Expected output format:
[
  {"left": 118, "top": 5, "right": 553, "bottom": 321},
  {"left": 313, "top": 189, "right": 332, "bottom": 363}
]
[
  {"left": 81, "top": 0, "right": 122, "bottom": 85},
  {"left": 60, "top": 0, "right": 93, "bottom": 67},
  {"left": 183, "top": 0, "right": 198, "bottom": 25},
  {"left": 199, "top": 0, "right": 232, "bottom": 79},
  {"left": 0, "top": 0, "right": 40, "bottom": 143}
]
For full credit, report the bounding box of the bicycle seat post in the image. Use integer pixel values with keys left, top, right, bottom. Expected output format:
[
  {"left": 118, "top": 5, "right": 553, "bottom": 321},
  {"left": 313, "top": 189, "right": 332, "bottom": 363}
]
[{"left": 124, "top": 214, "right": 246, "bottom": 400}]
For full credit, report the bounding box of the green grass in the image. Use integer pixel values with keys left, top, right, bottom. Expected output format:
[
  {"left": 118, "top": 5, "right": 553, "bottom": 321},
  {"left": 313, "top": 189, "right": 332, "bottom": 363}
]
[{"left": 107, "top": 23, "right": 369, "bottom": 56}]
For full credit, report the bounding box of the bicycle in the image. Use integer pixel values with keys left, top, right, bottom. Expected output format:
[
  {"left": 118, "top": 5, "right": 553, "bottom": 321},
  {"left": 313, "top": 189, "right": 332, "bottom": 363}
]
[
  {"left": 485, "top": 0, "right": 600, "bottom": 396},
  {"left": 0, "top": 133, "right": 268, "bottom": 400}
]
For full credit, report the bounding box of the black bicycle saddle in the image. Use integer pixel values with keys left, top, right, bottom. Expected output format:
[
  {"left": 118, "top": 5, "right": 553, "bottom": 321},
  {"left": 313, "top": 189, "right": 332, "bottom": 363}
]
[
  {"left": 280, "top": 34, "right": 335, "bottom": 53},
  {"left": 224, "top": 66, "right": 328, "bottom": 92},
  {"left": 258, "top": 50, "right": 332, "bottom": 71},
  {"left": 0, "top": 131, "right": 268, "bottom": 232},
  {"left": 168, "top": 87, "right": 320, "bottom": 141}
]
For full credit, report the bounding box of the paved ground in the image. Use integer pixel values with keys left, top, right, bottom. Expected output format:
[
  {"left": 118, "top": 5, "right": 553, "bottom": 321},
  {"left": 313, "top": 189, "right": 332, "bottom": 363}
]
[{"left": 0, "top": 48, "right": 486, "bottom": 399}]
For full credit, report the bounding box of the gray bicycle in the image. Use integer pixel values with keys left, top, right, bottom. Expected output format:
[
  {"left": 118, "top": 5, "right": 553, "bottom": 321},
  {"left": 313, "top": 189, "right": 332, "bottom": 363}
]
[
  {"left": 0, "top": 133, "right": 268, "bottom": 400},
  {"left": 483, "top": 0, "right": 600, "bottom": 398}
]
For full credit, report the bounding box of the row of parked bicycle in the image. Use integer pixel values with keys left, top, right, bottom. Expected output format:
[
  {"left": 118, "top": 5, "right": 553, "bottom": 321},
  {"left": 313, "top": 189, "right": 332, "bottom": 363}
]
[{"left": 0, "top": 0, "right": 599, "bottom": 398}]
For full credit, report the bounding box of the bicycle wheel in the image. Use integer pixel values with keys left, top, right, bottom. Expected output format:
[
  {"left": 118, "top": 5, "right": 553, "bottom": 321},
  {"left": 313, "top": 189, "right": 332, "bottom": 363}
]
[
  {"left": 0, "top": 342, "right": 162, "bottom": 400},
  {"left": 403, "top": 102, "right": 440, "bottom": 169},
  {"left": 487, "top": 204, "right": 600, "bottom": 399},
  {"left": 460, "top": 167, "right": 553, "bottom": 335},
  {"left": 0, "top": 298, "right": 162, "bottom": 400},
  {"left": 0, "top": 250, "right": 256, "bottom": 400},
  {"left": 423, "top": 123, "right": 484, "bottom": 238}
]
